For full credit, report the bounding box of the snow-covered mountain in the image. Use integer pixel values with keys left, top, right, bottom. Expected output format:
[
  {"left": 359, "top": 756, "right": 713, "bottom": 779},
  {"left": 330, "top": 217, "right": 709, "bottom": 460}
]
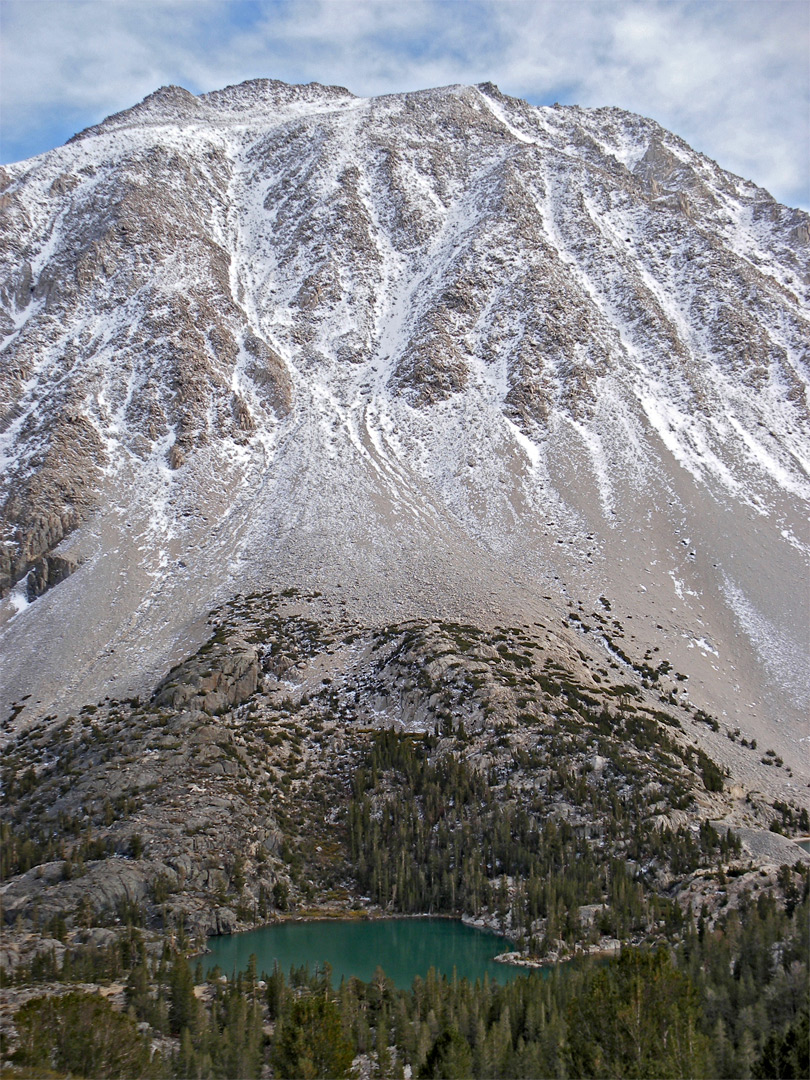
[{"left": 1, "top": 79, "right": 808, "bottom": 776}]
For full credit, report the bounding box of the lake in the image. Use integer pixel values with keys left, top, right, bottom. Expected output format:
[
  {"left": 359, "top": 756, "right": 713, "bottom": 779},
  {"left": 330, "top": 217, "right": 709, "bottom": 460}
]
[
  {"left": 796, "top": 838, "right": 810, "bottom": 853},
  {"left": 198, "top": 917, "right": 522, "bottom": 988}
]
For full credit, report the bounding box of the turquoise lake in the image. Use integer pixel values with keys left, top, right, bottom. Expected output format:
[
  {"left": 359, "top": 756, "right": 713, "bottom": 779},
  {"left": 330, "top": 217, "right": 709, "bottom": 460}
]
[{"left": 199, "top": 917, "right": 522, "bottom": 989}]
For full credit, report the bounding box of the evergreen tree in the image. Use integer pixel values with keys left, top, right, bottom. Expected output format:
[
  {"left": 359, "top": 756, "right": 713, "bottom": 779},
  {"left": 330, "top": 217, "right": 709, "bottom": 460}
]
[
  {"left": 272, "top": 994, "right": 355, "bottom": 1079},
  {"left": 168, "top": 953, "right": 197, "bottom": 1036},
  {"left": 567, "top": 948, "right": 710, "bottom": 1078},
  {"left": 420, "top": 1027, "right": 473, "bottom": 1079},
  {"left": 12, "top": 991, "right": 159, "bottom": 1078},
  {"left": 754, "top": 1008, "right": 809, "bottom": 1079}
]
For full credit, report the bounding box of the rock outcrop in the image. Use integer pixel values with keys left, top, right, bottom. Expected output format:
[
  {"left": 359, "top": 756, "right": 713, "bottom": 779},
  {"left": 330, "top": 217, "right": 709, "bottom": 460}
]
[
  {"left": 25, "top": 554, "right": 78, "bottom": 601},
  {"left": 153, "top": 639, "right": 260, "bottom": 714}
]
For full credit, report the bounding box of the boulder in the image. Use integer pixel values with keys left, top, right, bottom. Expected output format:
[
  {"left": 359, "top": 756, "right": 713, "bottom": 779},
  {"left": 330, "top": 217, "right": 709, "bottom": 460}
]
[{"left": 214, "top": 907, "right": 238, "bottom": 935}]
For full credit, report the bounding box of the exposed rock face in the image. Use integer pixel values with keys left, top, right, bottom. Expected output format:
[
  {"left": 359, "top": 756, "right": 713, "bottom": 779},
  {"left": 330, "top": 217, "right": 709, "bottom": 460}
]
[
  {"left": 25, "top": 554, "right": 78, "bottom": 601},
  {"left": 0, "top": 859, "right": 153, "bottom": 930},
  {"left": 0, "top": 77, "right": 807, "bottom": 770},
  {"left": 0, "top": 411, "right": 101, "bottom": 597},
  {"left": 153, "top": 638, "right": 260, "bottom": 714}
]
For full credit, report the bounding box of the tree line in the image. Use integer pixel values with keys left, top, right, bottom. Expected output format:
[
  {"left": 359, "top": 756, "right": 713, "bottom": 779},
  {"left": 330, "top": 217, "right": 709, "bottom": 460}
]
[{"left": 8, "top": 880, "right": 807, "bottom": 1078}]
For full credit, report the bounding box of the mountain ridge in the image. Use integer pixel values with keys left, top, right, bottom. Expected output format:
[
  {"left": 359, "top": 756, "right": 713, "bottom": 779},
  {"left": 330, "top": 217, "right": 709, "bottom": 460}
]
[
  {"left": 0, "top": 78, "right": 808, "bottom": 787},
  {"left": 2, "top": 86, "right": 810, "bottom": 1076}
]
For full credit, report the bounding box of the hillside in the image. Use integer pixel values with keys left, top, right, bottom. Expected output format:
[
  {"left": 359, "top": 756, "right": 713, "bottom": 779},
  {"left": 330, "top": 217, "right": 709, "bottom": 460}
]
[{"left": 0, "top": 77, "right": 808, "bottom": 1077}]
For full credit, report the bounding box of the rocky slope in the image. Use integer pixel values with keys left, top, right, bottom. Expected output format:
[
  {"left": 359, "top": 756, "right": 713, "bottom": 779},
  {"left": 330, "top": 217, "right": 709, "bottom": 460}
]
[
  {"left": 0, "top": 79, "right": 808, "bottom": 788},
  {"left": 2, "top": 588, "right": 808, "bottom": 971}
]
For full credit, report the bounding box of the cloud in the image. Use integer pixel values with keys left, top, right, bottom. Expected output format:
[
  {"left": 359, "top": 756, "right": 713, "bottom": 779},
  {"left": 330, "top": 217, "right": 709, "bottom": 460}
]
[
  {"left": 1, "top": 0, "right": 807, "bottom": 208},
  {"left": 482, "top": 1, "right": 809, "bottom": 205}
]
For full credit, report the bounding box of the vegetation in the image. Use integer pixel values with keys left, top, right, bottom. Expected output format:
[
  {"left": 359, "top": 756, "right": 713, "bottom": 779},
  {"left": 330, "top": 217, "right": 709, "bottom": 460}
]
[
  {"left": 9, "top": 882, "right": 800, "bottom": 1078},
  {"left": 185, "top": 880, "right": 803, "bottom": 1079},
  {"left": 9, "top": 991, "right": 161, "bottom": 1078},
  {"left": 349, "top": 729, "right": 739, "bottom": 954},
  {"left": 3, "top": 866, "right": 806, "bottom": 1078},
  {"left": 2, "top": 590, "right": 808, "bottom": 1078}
]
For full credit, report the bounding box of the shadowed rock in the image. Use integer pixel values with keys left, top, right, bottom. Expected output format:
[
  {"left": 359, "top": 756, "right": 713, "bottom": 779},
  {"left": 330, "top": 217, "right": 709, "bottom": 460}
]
[{"left": 153, "top": 639, "right": 260, "bottom": 714}]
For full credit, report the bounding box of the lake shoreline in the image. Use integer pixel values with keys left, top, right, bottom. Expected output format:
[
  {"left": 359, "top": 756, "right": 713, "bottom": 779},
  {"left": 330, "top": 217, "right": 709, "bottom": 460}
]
[
  {"left": 193, "top": 908, "right": 627, "bottom": 978},
  {"left": 194, "top": 913, "right": 527, "bottom": 988},
  {"left": 493, "top": 942, "right": 622, "bottom": 969},
  {"left": 195, "top": 901, "right": 642, "bottom": 983},
  {"left": 196, "top": 907, "right": 512, "bottom": 953}
]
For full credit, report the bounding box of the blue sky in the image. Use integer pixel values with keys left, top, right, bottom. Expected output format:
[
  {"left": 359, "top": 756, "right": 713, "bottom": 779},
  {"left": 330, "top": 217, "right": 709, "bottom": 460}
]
[{"left": 1, "top": 0, "right": 808, "bottom": 209}]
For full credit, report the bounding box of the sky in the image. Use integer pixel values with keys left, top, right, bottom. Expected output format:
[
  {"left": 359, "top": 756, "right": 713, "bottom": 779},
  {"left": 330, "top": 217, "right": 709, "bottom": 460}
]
[{"left": 1, "top": 0, "right": 808, "bottom": 210}]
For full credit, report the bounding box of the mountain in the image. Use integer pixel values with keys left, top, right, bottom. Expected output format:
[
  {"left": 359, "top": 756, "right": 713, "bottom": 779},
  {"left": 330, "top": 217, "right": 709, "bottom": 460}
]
[
  {"left": 2, "top": 79, "right": 807, "bottom": 777},
  {"left": 1, "top": 84, "right": 809, "bottom": 1071}
]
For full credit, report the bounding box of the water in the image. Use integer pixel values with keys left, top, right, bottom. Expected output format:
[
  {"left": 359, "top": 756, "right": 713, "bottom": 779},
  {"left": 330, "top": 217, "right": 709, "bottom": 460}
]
[
  {"left": 198, "top": 917, "right": 521, "bottom": 989},
  {"left": 796, "top": 838, "right": 810, "bottom": 853}
]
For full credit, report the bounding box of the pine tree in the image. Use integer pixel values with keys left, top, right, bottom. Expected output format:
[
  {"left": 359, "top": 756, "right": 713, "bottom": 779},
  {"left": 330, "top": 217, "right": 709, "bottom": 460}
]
[
  {"left": 169, "top": 953, "right": 197, "bottom": 1036},
  {"left": 272, "top": 994, "right": 355, "bottom": 1079}
]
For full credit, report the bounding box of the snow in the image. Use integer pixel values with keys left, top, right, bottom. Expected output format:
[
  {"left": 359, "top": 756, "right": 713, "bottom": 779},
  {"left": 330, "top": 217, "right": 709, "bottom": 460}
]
[
  {"left": 689, "top": 637, "right": 719, "bottom": 657},
  {"left": 0, "top": 76, "right": 807, "bottom": 753},
  {"left": 720, "top": 574, "right": 810, "bottom": 706},
  {"left": 6, "top": 580, "right": 31, "bottom": 618}
]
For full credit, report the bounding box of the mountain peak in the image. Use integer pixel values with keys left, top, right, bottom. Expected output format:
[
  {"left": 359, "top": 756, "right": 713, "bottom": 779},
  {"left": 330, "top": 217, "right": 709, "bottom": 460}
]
[
  {"left": 67, "top": 83, "right": 204, "bottom": 143},
  {"left": 66, "top": 77, "right": 358, "bottom": 147},
  {"left": 1, "top": 78, "right": 808, "bottom": 784},
  {"left": 200, "top": 76, "right": 356, "bottom": 112}
]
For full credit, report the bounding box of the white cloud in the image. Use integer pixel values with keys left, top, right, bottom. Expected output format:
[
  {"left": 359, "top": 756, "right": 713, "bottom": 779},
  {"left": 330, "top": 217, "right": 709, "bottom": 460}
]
[
  {"left": 485, "top": 1, "right": 809, "bottom": 205},
  {"left": 1, "top": 0, "right": 807, "bottom": 208}
]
